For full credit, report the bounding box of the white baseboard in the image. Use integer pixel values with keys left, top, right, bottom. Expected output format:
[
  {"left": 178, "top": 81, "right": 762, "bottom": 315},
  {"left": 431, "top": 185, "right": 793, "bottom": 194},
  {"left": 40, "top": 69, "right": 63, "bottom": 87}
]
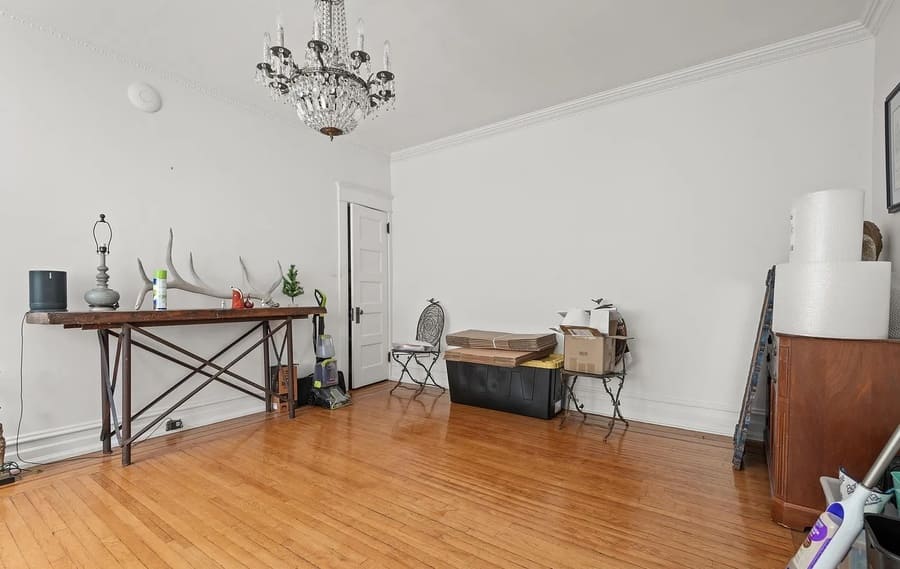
[
  {"left": 393, "top": 361, "right": 742, "bottom": 436},
  {"left": 8, "top": 395, "right": 263, "bottom": 464},
  {"left": 571, "top": 382, "right": 738, "bottom": 436}
]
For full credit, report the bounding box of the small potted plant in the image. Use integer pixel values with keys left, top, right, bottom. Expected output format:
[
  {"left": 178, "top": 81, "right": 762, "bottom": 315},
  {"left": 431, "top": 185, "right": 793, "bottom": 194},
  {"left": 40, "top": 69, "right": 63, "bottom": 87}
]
[{"left": 282, "top": 264, "right": 304, "bottom": 305}]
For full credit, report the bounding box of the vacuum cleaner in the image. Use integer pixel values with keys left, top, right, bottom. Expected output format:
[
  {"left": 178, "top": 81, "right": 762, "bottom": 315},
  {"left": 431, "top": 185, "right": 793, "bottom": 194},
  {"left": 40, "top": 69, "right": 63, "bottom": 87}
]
[
  {"left": 309, "top": 290, "right": 350, "bottom": 410},
  {"left": 787, "top": 424, "right": 900, "bottom": 569}
]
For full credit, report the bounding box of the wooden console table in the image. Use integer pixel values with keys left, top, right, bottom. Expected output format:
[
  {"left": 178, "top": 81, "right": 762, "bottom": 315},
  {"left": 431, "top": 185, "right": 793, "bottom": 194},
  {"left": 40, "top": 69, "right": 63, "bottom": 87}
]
[{"left": 27, "top": 307, "right": 325, "bottom": 466}]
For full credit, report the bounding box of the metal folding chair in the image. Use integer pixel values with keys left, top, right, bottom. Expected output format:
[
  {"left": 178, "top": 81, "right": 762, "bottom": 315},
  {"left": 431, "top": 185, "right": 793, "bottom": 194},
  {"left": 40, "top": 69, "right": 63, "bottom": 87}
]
[{"left": 390, "top": 299, "right": 445, "bottom": 396}]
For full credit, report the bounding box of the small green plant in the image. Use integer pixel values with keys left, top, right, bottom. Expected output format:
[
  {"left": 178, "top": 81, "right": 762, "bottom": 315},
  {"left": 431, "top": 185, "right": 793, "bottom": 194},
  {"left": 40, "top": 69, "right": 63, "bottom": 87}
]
[{"left": 282, "top": 264, "right": 304, "bottom": 305}]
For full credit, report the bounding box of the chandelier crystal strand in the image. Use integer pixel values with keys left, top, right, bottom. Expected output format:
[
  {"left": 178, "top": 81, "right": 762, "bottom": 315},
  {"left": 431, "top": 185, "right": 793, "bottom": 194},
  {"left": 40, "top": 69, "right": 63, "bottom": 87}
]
[{"left": 256, "top": 0, "right": 394, "bottom": 140}]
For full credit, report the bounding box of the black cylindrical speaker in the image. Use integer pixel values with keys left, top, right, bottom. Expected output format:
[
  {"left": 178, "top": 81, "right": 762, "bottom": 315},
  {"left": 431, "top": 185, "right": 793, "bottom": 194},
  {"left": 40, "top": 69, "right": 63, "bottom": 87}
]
[{"left": 29, "top": 270, "right": 67, "bottom": 312}]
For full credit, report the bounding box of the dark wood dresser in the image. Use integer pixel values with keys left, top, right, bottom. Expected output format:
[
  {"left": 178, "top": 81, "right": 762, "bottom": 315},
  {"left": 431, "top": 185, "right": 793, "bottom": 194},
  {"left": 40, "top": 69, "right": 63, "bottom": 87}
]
[{"left": 766, "top": 333, "right": 900, "bottom": 530}]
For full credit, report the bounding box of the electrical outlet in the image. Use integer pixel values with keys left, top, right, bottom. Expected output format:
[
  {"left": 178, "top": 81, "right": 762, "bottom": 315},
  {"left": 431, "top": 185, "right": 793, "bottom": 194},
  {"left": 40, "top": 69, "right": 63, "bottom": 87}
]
[{"left": 165, "top": 418, "right": 183, "bottom": 431}]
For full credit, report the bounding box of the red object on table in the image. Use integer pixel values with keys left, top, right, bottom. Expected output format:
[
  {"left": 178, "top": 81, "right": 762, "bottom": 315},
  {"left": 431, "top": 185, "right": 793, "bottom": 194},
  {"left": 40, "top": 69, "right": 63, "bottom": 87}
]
[{"left": 231, "top": 288, "right": 245, "bottom": 309}]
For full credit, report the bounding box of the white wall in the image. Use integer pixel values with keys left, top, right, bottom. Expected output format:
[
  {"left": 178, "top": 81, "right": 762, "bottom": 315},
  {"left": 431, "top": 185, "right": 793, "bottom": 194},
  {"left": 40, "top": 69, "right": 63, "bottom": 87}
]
[
  {"left": 390, "top": 41, "right": 875, "bottom": 435},
  {"left": 0, "top": 18, "right": 390, "bottom": 461},
  {"left": 872, "top": 2, "right": 900, "bottom": 323}
]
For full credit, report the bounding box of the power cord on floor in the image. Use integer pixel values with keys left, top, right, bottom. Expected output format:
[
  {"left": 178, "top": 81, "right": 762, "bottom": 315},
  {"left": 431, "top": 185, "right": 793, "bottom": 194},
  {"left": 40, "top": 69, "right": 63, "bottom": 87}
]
[
  {"left": 14, "top": 312, "right": 184, "bottom": 470},
  {"left": 14, "top": 312, "right": 110, "bottom": 468}
]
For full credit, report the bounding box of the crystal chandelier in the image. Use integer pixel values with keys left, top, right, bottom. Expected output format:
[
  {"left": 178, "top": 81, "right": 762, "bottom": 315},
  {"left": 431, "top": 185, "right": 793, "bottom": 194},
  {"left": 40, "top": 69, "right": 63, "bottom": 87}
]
[{"left": 255, "top": 0, "right": 396, "bottom": 140}]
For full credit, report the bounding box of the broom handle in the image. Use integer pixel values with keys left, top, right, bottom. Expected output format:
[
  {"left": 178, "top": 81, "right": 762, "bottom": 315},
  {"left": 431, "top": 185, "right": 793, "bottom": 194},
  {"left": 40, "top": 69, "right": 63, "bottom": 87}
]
[{"left": 863, "top": 424, "right": 900, "bottom": 489}]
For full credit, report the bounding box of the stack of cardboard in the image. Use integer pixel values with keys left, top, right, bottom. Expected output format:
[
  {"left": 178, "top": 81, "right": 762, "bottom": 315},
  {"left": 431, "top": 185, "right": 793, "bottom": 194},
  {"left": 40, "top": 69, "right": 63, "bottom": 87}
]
[
  {"left": 446, "top": 330, "right": 556, "bottom": 351},
  {"left": 445, "top": 330, "right": 557, "bottom": 368}
]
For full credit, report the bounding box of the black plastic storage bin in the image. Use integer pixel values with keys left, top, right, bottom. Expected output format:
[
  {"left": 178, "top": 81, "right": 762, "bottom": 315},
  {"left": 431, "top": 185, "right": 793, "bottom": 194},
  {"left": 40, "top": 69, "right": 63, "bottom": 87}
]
[
  {"left": 866, "top": 514, "right": 900, "bottom": 569},
  {"left": 445, "top": 357, "right": 563, "bottom": 419}
]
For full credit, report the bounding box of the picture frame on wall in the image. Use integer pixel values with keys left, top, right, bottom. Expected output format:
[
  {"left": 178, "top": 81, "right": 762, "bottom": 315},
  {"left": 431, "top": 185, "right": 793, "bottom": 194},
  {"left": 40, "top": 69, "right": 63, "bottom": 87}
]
[{"left": 885, "top": 81, "right": 900, "bottom": 213}]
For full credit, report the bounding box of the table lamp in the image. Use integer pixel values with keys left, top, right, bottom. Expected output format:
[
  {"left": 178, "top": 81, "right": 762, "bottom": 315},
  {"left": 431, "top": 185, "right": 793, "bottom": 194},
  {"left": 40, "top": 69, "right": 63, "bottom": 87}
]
[{"left": 83, "top": 214, "right": 120, "bottom": 311}]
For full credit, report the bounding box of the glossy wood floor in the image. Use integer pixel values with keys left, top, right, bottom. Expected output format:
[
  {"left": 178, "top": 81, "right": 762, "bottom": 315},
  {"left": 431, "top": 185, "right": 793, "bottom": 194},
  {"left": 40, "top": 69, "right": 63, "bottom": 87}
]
[{"left": 0, "top": 382, "right": 795, "bottom": 568}]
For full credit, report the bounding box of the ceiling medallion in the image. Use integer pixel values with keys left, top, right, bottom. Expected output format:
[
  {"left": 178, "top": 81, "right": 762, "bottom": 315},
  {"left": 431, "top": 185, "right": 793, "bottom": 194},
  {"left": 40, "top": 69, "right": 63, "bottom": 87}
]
[{"left": 255, "top": 0, "right": 396, "bottom": 140}]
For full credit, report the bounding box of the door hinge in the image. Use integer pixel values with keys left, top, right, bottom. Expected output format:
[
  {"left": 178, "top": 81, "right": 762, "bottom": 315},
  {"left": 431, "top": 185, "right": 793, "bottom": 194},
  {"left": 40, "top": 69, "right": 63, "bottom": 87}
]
[{"left": 386, "top": 222, "right": 390, "bottom": 234}]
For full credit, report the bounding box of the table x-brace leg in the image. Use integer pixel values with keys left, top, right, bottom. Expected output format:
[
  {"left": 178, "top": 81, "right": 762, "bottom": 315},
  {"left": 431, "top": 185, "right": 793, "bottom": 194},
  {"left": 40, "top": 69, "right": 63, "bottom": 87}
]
[{"left": 101, "top": 320, "right": 292, "bottom": 465}]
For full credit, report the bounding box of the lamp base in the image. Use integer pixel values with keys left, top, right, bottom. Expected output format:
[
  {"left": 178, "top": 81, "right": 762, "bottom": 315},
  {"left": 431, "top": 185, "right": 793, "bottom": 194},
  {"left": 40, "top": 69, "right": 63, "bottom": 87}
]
[{"left": 84, "top": 287, "right": 120, "bottom": 311}]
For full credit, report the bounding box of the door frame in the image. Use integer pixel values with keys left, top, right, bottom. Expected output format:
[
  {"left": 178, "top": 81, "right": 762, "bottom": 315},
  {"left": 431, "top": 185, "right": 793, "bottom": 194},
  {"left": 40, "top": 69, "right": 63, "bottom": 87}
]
[{"left": 336, "top": 182, "right": 393, "bottom": 390}]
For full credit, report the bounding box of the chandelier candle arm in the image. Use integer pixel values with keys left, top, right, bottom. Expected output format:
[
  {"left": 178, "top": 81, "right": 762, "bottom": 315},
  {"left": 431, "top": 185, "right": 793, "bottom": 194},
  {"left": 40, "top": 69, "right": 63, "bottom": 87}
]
[
  {"left": 255, "top": 0, "right": 396, "bottom": 140},
  {"left": 275, "top": 18, "right": 284, "bottom": 47}
]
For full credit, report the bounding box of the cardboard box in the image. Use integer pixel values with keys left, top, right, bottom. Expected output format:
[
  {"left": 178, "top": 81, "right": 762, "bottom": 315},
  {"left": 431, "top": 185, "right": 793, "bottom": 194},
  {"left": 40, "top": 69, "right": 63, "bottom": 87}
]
[
  {"left": 563, "top": 335, "right": 616, "bottom": 374},
  {"left": 269, "top": 364, "right": 298, "bottom": 411}
]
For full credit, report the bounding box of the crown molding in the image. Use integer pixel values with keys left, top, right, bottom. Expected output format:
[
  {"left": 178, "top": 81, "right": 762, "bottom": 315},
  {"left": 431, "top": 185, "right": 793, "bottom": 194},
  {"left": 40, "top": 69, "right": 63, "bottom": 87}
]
[
  {"left": 862, "top": 0, "right": 895, "bottom": 35},
  {"left": 0, "top": 8, "right": 390, "bottom": 159},
  {"left": 392, "top": 21, "right": 873, "bottom": 162}
]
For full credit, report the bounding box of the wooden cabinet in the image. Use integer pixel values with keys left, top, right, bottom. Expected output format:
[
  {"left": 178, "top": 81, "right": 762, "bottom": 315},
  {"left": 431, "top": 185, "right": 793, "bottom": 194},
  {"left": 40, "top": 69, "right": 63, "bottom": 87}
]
[{"left": 767, "top": 334, "right": 900, "bottom": 530}]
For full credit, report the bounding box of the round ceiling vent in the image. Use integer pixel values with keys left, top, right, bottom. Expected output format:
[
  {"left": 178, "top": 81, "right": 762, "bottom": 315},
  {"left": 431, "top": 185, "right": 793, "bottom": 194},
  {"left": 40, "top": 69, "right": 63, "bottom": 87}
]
[{"left": 127, "top": 82, "right": 162, "bottom": 113}]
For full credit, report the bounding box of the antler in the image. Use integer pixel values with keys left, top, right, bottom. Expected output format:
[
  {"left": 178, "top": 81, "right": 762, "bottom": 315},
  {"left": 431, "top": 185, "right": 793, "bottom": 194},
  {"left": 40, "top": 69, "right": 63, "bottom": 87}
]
[
  {"left": 134, "top": 229, "right": 284, "bottom": 309},
  {"left": 134, "top": 259, "right": 153, "bottom": 310},
  {"left": 164, "top": 229, "right": 232, "bottom": 300},
  {"left": 240, "top": 257, "right": 282, "bottom": 307}
]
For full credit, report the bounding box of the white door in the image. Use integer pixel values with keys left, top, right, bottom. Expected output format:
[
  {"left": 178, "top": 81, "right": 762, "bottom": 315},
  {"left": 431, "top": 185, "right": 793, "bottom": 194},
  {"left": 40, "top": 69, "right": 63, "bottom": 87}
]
[{"left": 350, "top": 203, "right": 390, "bottom": 388}]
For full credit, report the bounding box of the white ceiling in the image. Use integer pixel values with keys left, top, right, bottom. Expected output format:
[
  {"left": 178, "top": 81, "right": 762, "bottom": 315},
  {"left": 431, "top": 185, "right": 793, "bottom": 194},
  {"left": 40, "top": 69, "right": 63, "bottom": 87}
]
[{"left": 3, "top": 1, "right": 872, "bottom": 154}]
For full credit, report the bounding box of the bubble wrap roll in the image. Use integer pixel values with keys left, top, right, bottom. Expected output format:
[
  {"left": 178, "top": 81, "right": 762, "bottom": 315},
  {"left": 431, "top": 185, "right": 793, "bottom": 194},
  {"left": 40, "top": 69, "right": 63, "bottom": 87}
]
[
  {"left": 773, "top": 261, "right": 891, "bottom": 339},
  {"left": 789, "top": 189, "right": 864, "bottom": 263}
]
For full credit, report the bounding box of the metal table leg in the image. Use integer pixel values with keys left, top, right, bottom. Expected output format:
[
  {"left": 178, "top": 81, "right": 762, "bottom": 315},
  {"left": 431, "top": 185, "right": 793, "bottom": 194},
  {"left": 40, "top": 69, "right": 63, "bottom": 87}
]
[
  {"left": 601, "top": 375, "right": 629, "bottom": 441},
  {"left": 98, "top": 330, "right": 112, "bottom": 454},
  {"left": 413, "top": 354, "right": 445, "bottom": 397},
  {"left": 286, "top": 317, "right": 296, "bottom": 419},
  {"left": 559, "top": 374, "right": 588, "bottom": 429},
  {"left": 389, "top": 352, "right": 429, "bottom": 395},
  {"left": 262, "top": 321, "right": 272, "bottom": 413},
  {"left": 559, "top": 374, "right": 571, "bottom": 429},
  {"left": 121, "top": 324, "right": 132, "bottom": 466}
]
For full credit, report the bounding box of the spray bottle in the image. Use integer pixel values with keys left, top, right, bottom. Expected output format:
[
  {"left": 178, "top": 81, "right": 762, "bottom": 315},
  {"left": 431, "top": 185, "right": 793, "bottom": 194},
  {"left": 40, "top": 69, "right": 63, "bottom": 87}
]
[
  {"left": 152, "top": 269, "right": 167, "bottom": 310},
  {"left": 787, "top": 425, "right": 900, "bottom": 569}
]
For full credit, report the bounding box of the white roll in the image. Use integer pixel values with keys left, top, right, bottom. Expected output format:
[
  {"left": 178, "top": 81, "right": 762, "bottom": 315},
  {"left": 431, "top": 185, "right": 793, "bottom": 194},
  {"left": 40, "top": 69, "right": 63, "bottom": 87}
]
[
  {"left": 789, "top": 189, "right": 864, "bottom": 263},
  {"left": 560, "top": 307, "right": 590, "bottom": 327},
  {"left": 773, "top": 261, "right": 891, "bottom": 339},
  {"left": 589, "top": 308, "right": 620, "bottom": 334}
]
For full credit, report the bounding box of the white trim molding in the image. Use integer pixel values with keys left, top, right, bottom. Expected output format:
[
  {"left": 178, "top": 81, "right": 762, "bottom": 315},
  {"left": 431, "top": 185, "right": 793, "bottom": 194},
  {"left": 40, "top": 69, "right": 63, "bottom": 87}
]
[
  {"left": 9, "top": 395, "right": 263, "bottom": 465},
  {"left": 392, "top": 21, "right": 873, "bottom": 162},
  {"left": 336, "top": 181, "right": 394, "bottom": 387},
  {"left": 570, "top": 383, "right": 739, "bottom": 437},
  {"left": 336, "top": 181, "right": 394, "bottom": 213},
  {"left": 391, "top": 363, "right": 738, "bottom": 436},
  {"left": 862, "top": 0, "right": 896, "bottom": 35}
]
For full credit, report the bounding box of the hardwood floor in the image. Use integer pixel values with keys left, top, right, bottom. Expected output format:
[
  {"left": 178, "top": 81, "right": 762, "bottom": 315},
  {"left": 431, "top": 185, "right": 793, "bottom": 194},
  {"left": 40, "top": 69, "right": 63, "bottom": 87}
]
[{"left": 0, "top": 382, "right": 794, "bottom": 568}]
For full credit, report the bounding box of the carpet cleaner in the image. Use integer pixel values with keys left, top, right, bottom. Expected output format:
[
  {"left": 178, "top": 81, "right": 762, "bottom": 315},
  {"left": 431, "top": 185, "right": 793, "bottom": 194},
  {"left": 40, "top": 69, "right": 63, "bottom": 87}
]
[
  {"left": 787, "top": 424, "right": 900, "bottom": 569},
  {"left": 309, "top": 289, "right": 350, "bottom": 409}
]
